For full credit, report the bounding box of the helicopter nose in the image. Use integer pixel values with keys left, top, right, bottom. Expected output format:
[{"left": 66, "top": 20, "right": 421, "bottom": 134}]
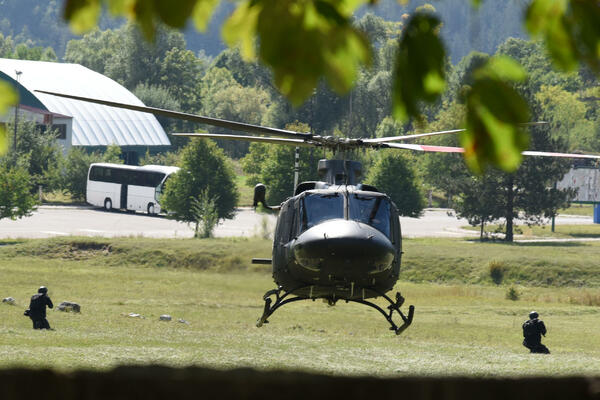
[{"left": 292, "top": 219, "right": 395, "bottom": 273}]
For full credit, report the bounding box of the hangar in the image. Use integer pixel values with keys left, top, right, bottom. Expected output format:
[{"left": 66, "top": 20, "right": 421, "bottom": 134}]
[{"left": 0, "top": 58, "right": 171, "bottom": 164}]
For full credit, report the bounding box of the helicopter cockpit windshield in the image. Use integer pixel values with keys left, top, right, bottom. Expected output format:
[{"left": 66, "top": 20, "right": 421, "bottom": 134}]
[
  {"left": 301, "top": 193, "right": 344, "bottom": 231},
  {"left": 349, "top": 195, "right": 391, "bottom": 238}
]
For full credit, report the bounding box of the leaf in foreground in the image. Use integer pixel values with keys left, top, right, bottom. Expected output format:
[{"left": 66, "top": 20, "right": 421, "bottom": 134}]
[
  {"left": 392, "top": 12, "right": 446, "bottom": 121},
  {"left": 0, "top": 80, "right": 18, "bottom": 155},
  {"left": 223, "top": 0, "right": 372, "bottom": 105},
  {"left": 462, "top": 56, "right": 530, "bottom": 173}
]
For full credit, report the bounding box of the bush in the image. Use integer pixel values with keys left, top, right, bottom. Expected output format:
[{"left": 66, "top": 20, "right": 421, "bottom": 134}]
[
  {"left": 505, "top": 286, "right": 520, "bottom": 301},
  {"left": 489, "top": 260, "right": 505, "bottom": 285}
]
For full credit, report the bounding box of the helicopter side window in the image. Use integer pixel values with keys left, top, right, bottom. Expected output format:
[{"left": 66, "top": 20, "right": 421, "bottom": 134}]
[
  {"left": 301, "top": 193, "right": 344, "bottom": 231},
  {"left": 349, "top": 195, "right": 391, "bottom": 238}
]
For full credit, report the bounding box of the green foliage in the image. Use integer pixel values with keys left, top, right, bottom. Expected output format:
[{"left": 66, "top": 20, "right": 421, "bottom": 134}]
[
  {"left": 241, "top": 123, "right": 324, "bottom": 205},
  {"left": 223, "top": 0, "right": 372, "bottom": 104},
  {"left": 139, "top": 150, "right": 181, "bottom": 167},
  {"left": 4, "top": 121, "right": 63, "bottom": 191},
  {"left": 505, "top": 286, "right": 520, "bottom": 301},
  {"left": 535, "top": 84, "right": 596, "bottom": 151},
  {"left": 0, "top": 80, "right": 17, "bottom": 154},
  {"left": 190, "top": 188, "right": 219, "bottom": 238},
  {"left": 0, "top": 160, "right": 37, "bottom": 220},
  {"left": 133, "top": 83, "right": 183, "bottom": 144},
  {"left": 162, "top": 139, "right": 238, "bottom": 222},
  {"left": 59, "top": 147, "right": 102, "bottom": 201},
  {"left": 64, "top": 28, "right": 122, "bottom": 75},
  {"left": 489, "top": 260, "right": 506, "bottom": 285},
  {"left": 365, "top": 151, "right": 424, "bottom": 217},
  {"left": 462, "top": 56, "right": 530, "bottom": 173},
  {"left": 526, "top": 0, "right": 600, "bottom": 73},
  {"left": 393, "top": 12, "right": 446, "bottom": 121},
  {"left": 454, "top": 171, "right": 505, "bottom": 240},
  {"left": 102, "top": 144, "right": 123, "bottom": 164}
]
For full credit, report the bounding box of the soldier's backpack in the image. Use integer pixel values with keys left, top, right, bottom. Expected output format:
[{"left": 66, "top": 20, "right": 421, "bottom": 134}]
[
  {"left": 29, "top": 294, "right": 45, "bottom": 313},
  {"left": 523, "top": 319, "right": 538, "bottom": 336}
]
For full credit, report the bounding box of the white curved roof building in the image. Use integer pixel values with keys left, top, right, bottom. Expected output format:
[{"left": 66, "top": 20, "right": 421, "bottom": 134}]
[{"left": 0, "top": 58, "right": 170, "bottom": 161}]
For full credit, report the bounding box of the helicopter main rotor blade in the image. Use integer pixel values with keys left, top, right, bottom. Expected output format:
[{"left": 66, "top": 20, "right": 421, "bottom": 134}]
[
  {"left": 385, "top": 142, "right": 600, "bottom": 159},
  {"left": 385, "top": 143, "right": 465, "bottom": 152},
  {"left": 365, "top": 123, "right": 548, "bottom": 144},
  {"left": 363, "top": 129, "right": 465, "bottom": 144},
  {"left": 35, "top": 90, "right": 312, "bottom": 140},
  {"left": 172, "top": 133, "right": 317, "bottom": 147}
]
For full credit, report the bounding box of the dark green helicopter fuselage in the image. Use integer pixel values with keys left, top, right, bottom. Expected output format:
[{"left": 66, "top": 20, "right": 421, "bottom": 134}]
[{"left": 271, "top": 184, "right": 402, "bottom": 301}]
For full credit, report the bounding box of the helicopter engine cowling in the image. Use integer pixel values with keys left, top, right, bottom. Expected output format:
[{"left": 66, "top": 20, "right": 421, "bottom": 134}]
[{"left": 292, "top": 219, "right": 395, "bottom": 279}]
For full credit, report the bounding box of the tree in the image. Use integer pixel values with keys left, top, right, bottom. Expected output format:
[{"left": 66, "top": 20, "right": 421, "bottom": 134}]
[
  {"left": 454, "top": 171, "right": 505, "bottom": 241},
  {"left": 65, "top": 28, "right": 123, "bottom": 75},
  {"left": 535, "top": 85, "right": 596, "bottom": 152},
  {"left": 5, "top": 121, "right": 63, "bottom": 192},
  {"left": 241, "top": 123, "right": 324, "bottom": 205},
  {"left": 161, "top": 139, "right": 238, "bottom": 224},
  {"left": 59, "top": 147, "right": 102, "bottom": 201},
  {"left": 132, "top": 83, "right": 182, "bottom": 139},
  {"left": 0, "top": 160, "right": 37, "bottom": 220},
  {"left": 104, "top": 24, "right": 188, "bottom": 90},
  {"left": 365, "top": 151, "right": 424, "bottom": 217}
]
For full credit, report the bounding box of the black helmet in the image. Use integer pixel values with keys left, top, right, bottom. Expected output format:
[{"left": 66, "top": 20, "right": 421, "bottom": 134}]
[
  {"left": 38, "top": 286, "right": 48, "bottom": 294},
  {"left": 529, "top": 311, "right": 539, "bottom": 319}
]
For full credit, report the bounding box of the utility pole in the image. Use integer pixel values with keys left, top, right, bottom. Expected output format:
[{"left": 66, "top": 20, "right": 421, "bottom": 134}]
[{"left": 13, "top": 70, "right": 22, "bottom": 152}]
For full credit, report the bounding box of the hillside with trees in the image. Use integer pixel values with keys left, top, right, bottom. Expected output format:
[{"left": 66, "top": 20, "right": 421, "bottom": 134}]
[{"left": 0, "top": 0, "right": 525, "bottom": 61}]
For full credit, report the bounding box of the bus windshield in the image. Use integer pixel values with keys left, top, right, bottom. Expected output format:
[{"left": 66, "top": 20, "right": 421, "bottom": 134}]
[
  {"left": 301, "top": 193, "right": 344, "bottom": 231},
  {"left": 349, "top": 195, "right": 391, "bottom": 237}
]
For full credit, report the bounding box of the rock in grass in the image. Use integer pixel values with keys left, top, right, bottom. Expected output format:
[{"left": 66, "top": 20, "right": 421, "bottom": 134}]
[
  {"left": 177, "top": 319, "right": 189, "bottom": 324},
  {"left": 2, "top": 297, "right": 16, "bottom": 305},
  {"left": 127, "top": 313, "right": 144, "bottom": 319},
  {"left": 159, "top": 314, "right": 172, "bottom": 321},
  {"left": 57, "top": 301, "right": 81, "bottom": 313}
]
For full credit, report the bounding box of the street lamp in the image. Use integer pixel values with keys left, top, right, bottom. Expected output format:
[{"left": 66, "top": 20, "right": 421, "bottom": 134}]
[{"left": 13, "top": 70, "right": 22, "bottom": 152}]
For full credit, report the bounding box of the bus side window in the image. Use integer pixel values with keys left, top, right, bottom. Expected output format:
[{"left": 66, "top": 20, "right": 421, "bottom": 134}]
[{"left": 89, "top": 166, "right": 100, "bottom": 181}]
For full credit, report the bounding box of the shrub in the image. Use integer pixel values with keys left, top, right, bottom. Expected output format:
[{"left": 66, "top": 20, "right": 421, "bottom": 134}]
[
  {"left": 505, "top": 286, "right": 520, "bottom": 301},
  {"left": 489, "top": 260, "right": 506, "bottom": 285}
]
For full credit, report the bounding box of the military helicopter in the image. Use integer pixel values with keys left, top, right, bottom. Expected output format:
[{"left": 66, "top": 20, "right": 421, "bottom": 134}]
[{"left": 37, "top": 90, "right": 600, "bottom": 335}]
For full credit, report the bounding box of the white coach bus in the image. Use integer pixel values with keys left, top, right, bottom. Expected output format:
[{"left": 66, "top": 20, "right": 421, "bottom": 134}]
[{"left": 86, "top": 163, "right": 180, "bottom": 214}]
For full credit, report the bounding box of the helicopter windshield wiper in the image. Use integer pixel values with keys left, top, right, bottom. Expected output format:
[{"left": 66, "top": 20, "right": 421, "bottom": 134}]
[{"left": 368, "top": 197, "right": 383, "bottom": 225}]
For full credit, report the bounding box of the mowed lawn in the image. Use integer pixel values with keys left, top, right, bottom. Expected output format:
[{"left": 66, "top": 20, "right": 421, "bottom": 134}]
[{"left": 0, "top": 237, "right": 599, "bottom": 376}]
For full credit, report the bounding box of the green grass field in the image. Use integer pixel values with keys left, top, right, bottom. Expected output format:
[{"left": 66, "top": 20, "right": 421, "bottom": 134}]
[
  {"left": 1, "top": 237, "right": 599, "bottom": 376},
  {"left": 464, "top": 223, "right": 600, "bottom": 241}
]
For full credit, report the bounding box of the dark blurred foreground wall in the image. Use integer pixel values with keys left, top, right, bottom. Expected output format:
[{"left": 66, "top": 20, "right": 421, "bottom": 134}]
[{"left": 1, "top": 366, "right": 599, "bottom": 400}]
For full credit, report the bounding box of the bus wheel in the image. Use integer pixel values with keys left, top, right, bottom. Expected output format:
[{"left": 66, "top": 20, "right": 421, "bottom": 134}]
[
  {"left": 104, "top": 198, "right": 112, "bottom": 211},
  {"left": 147, "top": 203, "right": 156, "bottom": 216}
]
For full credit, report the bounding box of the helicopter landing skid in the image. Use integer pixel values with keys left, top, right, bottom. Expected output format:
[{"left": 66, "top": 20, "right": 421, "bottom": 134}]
[
  {"left": 256, "top": 286, "right": 307, "bottom": 328},
  {"left": 256, "top": 287, "right": 415, "bottom": 335},
  {"left": 347, "top": 291, "right": 415, "bottom": 335}
]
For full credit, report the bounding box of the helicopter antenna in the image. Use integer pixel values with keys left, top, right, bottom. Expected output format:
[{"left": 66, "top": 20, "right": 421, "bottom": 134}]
[
  {"left": 293, "top": 147, "right": 300, "bottom": 195},
  {"left": 344, "top": 158, "right": 349, "bottom": 186}
]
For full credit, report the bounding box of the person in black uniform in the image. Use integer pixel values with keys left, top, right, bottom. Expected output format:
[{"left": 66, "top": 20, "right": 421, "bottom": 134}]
[
  {"left": 27, "top": 286, "right": 54, "bottom": 330},
  {"left": 522, "top": 311, "right": 549, "bottom": 354}
]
